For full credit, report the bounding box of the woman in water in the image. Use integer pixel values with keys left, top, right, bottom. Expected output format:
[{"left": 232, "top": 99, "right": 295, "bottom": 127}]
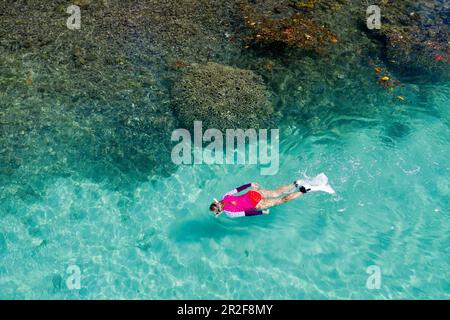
[{"left": 209, "top": 181, "right": 311, "bottom": 218}]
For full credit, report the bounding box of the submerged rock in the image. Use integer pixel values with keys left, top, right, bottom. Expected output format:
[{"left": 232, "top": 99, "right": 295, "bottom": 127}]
[{"left": 172, "top": 62, "right": 275, "bottom": 130}]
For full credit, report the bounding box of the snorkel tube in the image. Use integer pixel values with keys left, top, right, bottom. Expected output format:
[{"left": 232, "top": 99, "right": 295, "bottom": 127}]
[{"left": 212, "top": 198, "right": 223, "bottom": 218}]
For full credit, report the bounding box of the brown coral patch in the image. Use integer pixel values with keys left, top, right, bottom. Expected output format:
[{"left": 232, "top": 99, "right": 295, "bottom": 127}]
[{"left": 240, "top": 5, "right": 338, "bottom": 53}]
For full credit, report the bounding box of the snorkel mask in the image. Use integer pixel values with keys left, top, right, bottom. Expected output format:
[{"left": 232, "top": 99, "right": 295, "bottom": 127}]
[{"left": 212, "top": 198, "right": 222, "bottom": 217}]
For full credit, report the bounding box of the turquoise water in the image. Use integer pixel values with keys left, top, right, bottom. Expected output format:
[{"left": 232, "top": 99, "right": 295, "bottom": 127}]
[
  {"left": 1, "top": 80, "right": 448, "bottom": 299},
  {"left": 1, "top": 0, "right": 449, "bottom": 300}
]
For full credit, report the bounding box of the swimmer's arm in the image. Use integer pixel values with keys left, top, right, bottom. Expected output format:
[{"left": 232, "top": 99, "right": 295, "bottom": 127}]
[
  {"left": 224, "top": 210, "right": 267, "bottom": 218},
  {"left": 223, "top": 210, "right": 246, "bottom": 218},
  {"left": 236, "top": 183, "right": 252, "bottom": 192},
  {"left": 244, "top": 209, "right": 268, "bottom": 216},
  {"left": 223, "top": 183, "right": 252, "bottom": 196}
]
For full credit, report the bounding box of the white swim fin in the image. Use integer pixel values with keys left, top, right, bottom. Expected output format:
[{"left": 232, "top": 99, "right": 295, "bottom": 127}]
[{"left": 295, "top": 173, "right": 335, "bottom": 194}]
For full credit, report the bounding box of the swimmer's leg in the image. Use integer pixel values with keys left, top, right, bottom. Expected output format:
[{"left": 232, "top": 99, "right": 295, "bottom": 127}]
[
  {"left": 256, "top": 191, "right": 304, "bottom": 210},
  {"left": 257, "top": 183, "right": 296, "bottom": 198}
]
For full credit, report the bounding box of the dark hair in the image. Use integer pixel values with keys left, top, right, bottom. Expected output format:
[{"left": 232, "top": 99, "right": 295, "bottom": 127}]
[{"left": 209, "top": 203, "right": 218, "bottom": 212}]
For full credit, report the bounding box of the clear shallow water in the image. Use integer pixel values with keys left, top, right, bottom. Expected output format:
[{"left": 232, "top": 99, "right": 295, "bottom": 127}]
[{"left": 0, "top": 82, "right": 449, "bottom": 299}]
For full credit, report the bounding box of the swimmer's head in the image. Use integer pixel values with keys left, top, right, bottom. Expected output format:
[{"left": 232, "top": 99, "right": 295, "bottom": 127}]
[{"left": 209, "top": 199, "right": 222, "bottom": 216}]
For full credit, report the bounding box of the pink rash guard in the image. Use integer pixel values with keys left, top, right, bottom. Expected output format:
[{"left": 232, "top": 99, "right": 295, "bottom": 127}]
[{"left": 221, "top": 183, "right": 263, "bottom": 218}]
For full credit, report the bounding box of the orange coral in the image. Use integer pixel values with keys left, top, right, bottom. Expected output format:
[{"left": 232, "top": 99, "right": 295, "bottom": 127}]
[{"left": 240, "top": 5, "right": 337, "bottom": 53}]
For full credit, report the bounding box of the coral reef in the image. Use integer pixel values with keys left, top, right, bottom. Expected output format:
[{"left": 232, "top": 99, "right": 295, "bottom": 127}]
[
  {"left": 0, "top": 0, "right": 448, "bottom": 200},
  {"left": 364, "top": 0, "right": 450, "bottom": 79},
  {"left": 231, "top": 0, "right": 384, "bottom": 120},
  {"left": 0, "top": 0, "right": 180, "bottom": 191},
  {"left": 171, "top": 63, "right": 274, "bottom": 130},
  {"left": 240, "top": 3, "right": 338, "bottom": 53},
  {"left": 138, "top": 0, "right": 241, "bottom": 63}
]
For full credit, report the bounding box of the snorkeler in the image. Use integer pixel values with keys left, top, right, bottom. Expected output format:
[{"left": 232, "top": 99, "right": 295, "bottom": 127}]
[
  {"left": 209, "top": 181, "right": 309, "bottom": 218},
  {"left": 209, "top": 174, "right": 335, "bottom": 218}
]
